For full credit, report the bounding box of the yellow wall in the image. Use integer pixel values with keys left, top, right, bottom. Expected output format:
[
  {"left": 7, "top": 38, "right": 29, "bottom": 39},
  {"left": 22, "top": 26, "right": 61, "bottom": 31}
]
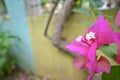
[{"left": 27, "top": 9, "right": 118, "bottom": 80}]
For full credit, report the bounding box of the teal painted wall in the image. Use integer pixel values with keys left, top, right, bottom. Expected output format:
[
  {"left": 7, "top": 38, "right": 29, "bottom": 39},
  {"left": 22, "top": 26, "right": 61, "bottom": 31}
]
[{"left": 0, "top": 0, "right": 35, "bottom": 71}]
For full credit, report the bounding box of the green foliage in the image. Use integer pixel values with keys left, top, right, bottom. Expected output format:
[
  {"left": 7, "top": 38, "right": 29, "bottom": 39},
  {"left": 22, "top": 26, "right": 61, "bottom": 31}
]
[
  {"left": 99, "top": 44, "right": 117, "bottom": 60},
  {"left": 74, "top": 0, "right": 103, "bottom": 18},
  {"left": 75, "top": 0, "right": 81, "bottom": 9},
  {"left": 84, "top": 22, "right": 93, "bottom": 26},
  {"left": 73, "top": 8, "right": 91, "bottom": 16},
  {"left": 0, "top": 31, "right": 18, "bottom": 76},
  {"left": 41, "top": 0, "right": 52, "bottom": 6},
  {"left": 89, "top": 0, "right": 103, "bottom": 9},
  {"left": 102, "top": 66, "right": 120, "bottom": 80}
]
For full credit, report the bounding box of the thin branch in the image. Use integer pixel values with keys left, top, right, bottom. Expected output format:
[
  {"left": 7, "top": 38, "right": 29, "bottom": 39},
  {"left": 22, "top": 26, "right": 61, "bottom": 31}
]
[{"left": 44, "top": 0, "right": 59, "bottom": 40}]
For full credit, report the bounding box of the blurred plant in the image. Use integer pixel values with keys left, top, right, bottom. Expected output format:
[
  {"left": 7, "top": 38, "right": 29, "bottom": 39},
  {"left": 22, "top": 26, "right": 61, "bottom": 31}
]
[
  {"left": 74, "top": 0, "right": 103, "bottom": 21},
  {"left": 102, "top": 66, "right": 120, "bottom": 80},
  {"left": 75, "top": 0, "right": 81, "bottom": 9},
  {"left": 0, "top": 31, "right": 19, "bottom": 76},
  {"left": 41, "top": 0, "right": 52, "bottom": 6}
]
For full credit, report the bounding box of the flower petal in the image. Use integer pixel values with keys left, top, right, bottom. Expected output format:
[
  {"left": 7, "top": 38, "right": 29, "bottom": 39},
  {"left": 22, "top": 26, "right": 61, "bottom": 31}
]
[
  {"left": 87, "top": 15, "right": 114, "bottom": 46},
  {"left": 116, "top": 46, "right": 120, "bottom": 64},
  {"left": 73, "top": 55, "right": 88, "bottom": 70},
  {"left": 88, "top": 72, "right": 95, "bottom": 80},
  {"left": 87, "top": 42, "right": 97, "bottom": 71},
  {"left": 66, "top": 36, "right": 90, "bottom": 56},
  {"left": 113, "top": 32, "right": 120, "bottom": 64},
  {"left": 115, "top": 9, "right": 120, "bottom": 28},
  {"left": 96, "top": 56, "right": 110, "bottom": 73}
]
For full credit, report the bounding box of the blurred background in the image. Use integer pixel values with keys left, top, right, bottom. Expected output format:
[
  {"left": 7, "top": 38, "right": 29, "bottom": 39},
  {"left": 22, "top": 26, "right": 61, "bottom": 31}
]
[{"left": 0, "top": 0, "right": 119, "bottom": 80}]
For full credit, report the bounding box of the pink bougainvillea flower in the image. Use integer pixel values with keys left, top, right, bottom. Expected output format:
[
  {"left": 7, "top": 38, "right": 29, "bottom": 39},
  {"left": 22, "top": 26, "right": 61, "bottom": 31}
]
[
  {"left": 88, "top": 56, "right": 110, "bottom": 80},
  {"left": 113, "top": 32, "right": 120, "bottom": 64},
  {"left": 115, "top": 9, "right": 120, "bottom": 28},
  {"left": 115, "top": 9, "right": 120, "bottom": 63},
  {"left": 73, "top": 55, "right": 110, "bottom": 73},
  {"left": 66, "top": 15, "right": 120, "bottom": 80}
]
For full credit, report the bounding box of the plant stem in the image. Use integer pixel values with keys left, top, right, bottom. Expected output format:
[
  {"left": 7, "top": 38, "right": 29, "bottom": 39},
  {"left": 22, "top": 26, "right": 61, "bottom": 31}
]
[{"left": 90, "top": 9, "right": 96, "bottom": 22}]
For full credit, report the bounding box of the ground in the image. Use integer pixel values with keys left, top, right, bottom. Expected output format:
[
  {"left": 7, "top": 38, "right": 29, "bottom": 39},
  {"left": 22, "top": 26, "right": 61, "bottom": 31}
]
[{"left": 0, "top": 69, "right": 50, "bottom": 80}]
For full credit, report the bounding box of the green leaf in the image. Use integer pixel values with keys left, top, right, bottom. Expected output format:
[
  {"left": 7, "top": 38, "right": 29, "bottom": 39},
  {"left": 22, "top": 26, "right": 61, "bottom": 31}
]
[
  {"left": 95, "top": 10, "right": 102, "bottom": 16},
  {"left": 99, "top": 44, "right": 117, "bottom": 60},
  {"left": 8, "top": 35, "right": 20, "bottom": 41},
  {"left": 0, "top": 31, "right": 18, "bottom": 76},
  {"left": 0, "top": 69, "right": 4, "bottom": 76},
  {"left": 0, "top": 48, "right": 8, "bottom": 56},
  {"left": 84, "top": 22, "right": 93, "bottom": 26},
  {"left": 0, "top": 56, "right": 6, "bottom": 68},
  {"left": 3, "top": 38, "right": 10, "bottom": 48},
  {"left": 75, "top": 0, "right": 81, "bottom": 9},
  {"left": 102, "top": 66, "right": 120, "bottom": 80},
  {"left": 89, "top": 0, "right": 96, "bottom": 9},
  {"left": 73, "top": 8, "right": 91, "bottom": 16},
  {"left": 94, "top": 0, "right": 103, "bottom": 7},
  {"left": 89, "top": 0, "right": 103, "bottom": 8},
  {"left": 4, "top": 63, "right": 12, "bottom": 75}
]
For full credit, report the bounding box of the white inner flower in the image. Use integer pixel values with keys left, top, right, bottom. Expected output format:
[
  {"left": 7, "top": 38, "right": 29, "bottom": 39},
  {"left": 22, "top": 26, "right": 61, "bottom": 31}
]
[
  {"left": 86, "top": 32, "right": 95, "bottom": 41},
  {"left": 76, "top": 35, "right": 82, "bottom": 42}
]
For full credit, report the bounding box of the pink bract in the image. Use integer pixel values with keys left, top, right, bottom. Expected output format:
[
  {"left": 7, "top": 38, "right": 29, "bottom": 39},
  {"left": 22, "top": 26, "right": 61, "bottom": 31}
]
[
  {"left": 116, "top": 9, "right": 120, "bottom": 28},
  {"left": 66, "top": 15, "right": 120, "bottom": 80}
]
